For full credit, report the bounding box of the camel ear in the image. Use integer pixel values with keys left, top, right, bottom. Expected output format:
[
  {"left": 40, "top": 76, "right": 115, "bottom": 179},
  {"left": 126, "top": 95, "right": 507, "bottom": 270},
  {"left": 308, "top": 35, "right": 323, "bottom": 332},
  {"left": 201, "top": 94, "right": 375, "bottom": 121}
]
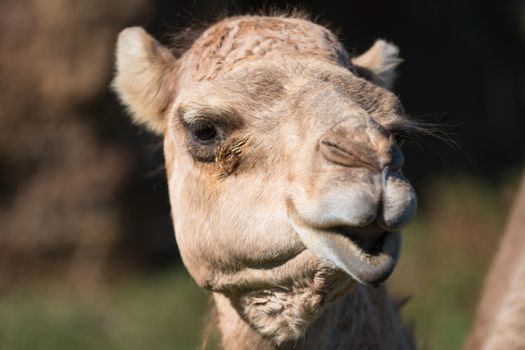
[
  {"left": 112, "top": 27, "right": 178, "bottom": 134},
  {"left": 352, "top": 40, "right": 402, "bottom": 90}
]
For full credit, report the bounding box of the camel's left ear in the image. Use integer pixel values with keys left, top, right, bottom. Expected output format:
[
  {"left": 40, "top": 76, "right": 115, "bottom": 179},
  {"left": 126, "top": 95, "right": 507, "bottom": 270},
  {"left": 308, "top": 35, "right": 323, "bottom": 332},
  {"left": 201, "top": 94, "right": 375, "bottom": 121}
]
[
  {"left": 112, "top": 27, "right": 178, "bottom": 134},
  {"left": 352, "top": 40, "right": 402, "bottom": 90}
]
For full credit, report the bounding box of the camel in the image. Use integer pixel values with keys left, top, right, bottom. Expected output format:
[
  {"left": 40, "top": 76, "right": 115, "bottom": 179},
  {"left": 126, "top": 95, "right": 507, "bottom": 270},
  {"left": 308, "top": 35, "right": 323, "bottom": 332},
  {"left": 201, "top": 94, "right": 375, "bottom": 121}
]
[
  {"left": 464, "top": 174, "right": 525, "bottom": 350},
  {"left": 113, "top": 14, "right": 419, "bottom": 349}
]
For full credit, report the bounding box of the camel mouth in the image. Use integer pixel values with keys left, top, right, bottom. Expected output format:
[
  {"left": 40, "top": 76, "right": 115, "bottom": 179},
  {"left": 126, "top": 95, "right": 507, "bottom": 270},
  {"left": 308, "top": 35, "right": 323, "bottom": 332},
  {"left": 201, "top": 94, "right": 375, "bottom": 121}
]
[
  {"left": 334, "top": 227, "right": 389, "bottom": 256},
  {"left": 330, "top": 228, "right": 401, "bottom": 285},
  {"left": 287, "top": 203, "right": 401, "bottom": 285},
  {"left": 292, "top": 223, "right": 401, "bottom": 285}
]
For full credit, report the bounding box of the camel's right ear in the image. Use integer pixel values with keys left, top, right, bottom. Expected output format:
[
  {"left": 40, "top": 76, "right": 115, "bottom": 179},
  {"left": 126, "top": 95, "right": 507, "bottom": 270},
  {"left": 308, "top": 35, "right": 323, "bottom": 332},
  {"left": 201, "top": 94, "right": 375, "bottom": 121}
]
[{"left": 112, "top": 27, "right": 178, "bottom": 134}]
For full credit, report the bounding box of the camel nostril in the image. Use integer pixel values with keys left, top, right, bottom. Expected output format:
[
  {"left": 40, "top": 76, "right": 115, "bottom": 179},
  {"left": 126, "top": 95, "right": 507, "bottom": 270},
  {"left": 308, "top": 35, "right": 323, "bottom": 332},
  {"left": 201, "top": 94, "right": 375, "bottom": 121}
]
[{"left": 319, "top": 130, "right": 381, "bottom": 172}]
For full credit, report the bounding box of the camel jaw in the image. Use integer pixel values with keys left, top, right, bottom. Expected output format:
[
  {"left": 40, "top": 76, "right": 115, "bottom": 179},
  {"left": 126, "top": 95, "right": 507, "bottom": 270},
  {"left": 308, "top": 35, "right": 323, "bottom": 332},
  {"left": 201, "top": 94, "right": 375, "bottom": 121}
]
[{"left": 288, "top": 215, "right": 401, "bottom": 285}]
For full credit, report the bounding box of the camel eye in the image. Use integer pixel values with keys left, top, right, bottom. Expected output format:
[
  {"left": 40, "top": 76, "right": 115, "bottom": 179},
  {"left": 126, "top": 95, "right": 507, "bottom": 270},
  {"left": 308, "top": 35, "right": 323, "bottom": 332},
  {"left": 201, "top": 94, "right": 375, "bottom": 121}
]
[{"left": 191, "top": 121, "right": 218, "bottom": 142}]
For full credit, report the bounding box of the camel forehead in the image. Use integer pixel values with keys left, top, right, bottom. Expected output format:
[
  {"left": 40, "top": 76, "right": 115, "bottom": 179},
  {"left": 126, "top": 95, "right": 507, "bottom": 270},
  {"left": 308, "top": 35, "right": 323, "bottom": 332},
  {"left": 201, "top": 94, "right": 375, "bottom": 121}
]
[
  {"left": 177, "top": 16, "right": 352, "bottom": 84},
  {"left": 175, "top": 15, "right": 403, "bottom": 126},
  {"left": 176, "top": 64, "right": 287, "bottom": 121},
  {"left": 177, "top": 59, "right": 402, "bottom": 130}
]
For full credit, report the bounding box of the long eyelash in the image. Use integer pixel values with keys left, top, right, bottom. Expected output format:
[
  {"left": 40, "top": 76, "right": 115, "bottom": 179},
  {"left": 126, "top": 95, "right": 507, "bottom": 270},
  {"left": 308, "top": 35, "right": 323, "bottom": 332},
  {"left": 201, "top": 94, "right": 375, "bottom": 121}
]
[{"left": 388, "top": 116, "right": 461, "bottom": 154}]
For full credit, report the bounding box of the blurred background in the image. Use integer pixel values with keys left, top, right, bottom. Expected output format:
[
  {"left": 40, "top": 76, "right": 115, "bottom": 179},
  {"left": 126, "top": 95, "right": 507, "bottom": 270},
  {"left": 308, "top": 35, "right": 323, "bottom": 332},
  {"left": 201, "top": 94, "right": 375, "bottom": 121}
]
[{"left": 0, "top": 0, "right": 524, "bottom": 349}]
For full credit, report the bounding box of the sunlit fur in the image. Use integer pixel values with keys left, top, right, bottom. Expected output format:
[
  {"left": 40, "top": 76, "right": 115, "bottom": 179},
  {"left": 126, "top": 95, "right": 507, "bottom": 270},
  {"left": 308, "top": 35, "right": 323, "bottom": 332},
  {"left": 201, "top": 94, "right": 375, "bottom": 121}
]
[
  {"left": 114, "top": 14, "right": 416, "bottom": 349},
  {"left": 465, "top": 176, "right": 525, "bottom": 350}
]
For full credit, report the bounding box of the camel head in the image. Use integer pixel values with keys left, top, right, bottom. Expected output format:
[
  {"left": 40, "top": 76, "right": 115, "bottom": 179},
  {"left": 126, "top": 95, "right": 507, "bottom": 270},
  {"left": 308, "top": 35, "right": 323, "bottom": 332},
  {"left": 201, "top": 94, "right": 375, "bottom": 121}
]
[{"left": 113, "top": 15, "right": 417, "bottom": 343}]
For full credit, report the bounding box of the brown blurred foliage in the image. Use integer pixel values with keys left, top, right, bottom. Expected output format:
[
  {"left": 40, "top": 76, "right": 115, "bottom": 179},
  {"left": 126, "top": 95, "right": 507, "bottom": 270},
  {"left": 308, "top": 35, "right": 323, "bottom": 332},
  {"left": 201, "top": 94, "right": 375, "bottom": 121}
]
[
  {"left": 0, "top": 0, "right": 149, "bottom": 288},
  {"left": 0, "top": 0, "right": 523, "bottom": 293}
]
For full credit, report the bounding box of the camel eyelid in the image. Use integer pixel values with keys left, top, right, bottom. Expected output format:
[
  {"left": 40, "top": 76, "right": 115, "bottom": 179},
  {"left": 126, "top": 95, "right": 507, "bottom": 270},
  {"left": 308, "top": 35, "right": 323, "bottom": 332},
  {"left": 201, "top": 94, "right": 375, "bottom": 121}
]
[{"left": 177, "top": 106, "right": 245, "bottom": 130}]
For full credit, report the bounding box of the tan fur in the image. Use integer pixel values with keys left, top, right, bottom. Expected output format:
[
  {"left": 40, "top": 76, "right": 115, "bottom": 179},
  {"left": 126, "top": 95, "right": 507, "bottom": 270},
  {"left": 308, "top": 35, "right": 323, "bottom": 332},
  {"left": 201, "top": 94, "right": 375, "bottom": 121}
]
[
  {"left": 215, "top": 285, "right": 413, "bottom": 350},
  {"left": 352, "top": 40, "right": 402, "bottom": 90},
  {"left": 113, "top": 27, "right": 179, "bottom": 133},
  {"left": 216, "top": 136, "right": 250, "bottom": 177},
  {"left": 114, "top": 15, "right": 416, "bottom": 349},
  {"left": 465, "top": 174, "right": 525, "bottom": 350}
]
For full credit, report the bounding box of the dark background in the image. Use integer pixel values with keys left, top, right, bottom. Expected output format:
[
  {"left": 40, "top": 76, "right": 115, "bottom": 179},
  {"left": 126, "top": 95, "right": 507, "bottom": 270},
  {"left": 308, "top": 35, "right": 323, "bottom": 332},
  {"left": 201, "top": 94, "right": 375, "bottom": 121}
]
[
  {"left": 129, "top": 0, "right": 525, "bottom": 268},
  {"left": 0, "top": 1, "right": 523, "bottom": 349}
]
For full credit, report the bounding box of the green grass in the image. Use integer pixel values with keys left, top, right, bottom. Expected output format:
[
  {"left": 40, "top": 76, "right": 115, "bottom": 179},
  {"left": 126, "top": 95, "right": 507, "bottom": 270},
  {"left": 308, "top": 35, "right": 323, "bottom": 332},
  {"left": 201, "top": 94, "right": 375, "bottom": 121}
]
[
  {"left": 0, "top": 176, "right": 515, "bottom": 350},
  {"left": 0, "top": 271, "right": 208, "bottom": 350},
  {"left": 388, "top": 176, "right": 510, "bottom": 349}
]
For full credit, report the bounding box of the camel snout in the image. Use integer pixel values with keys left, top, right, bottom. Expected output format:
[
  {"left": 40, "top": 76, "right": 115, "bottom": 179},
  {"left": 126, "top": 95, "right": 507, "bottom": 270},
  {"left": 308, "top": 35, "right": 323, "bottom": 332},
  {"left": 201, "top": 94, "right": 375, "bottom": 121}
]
[
  {"left": 377, "top": 169, "right": 417, "bottom": 231},
  {"left": 315, "top": 130, "right": 415, "bottom": 232},
  {"left": 319, "top": 123, "right": 404, "bottom": 173}
]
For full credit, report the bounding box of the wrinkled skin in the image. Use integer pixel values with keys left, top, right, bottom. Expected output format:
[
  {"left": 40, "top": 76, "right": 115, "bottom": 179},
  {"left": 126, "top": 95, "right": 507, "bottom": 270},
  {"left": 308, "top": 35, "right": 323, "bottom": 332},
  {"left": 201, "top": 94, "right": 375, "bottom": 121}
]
[{"left": 113, "top": 15, "right": 417, "bottom": 346}]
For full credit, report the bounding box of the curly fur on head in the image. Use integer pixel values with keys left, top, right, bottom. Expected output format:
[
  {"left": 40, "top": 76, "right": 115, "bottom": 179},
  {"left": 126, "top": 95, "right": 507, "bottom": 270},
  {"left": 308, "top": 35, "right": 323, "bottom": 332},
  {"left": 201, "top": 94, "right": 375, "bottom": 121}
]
[{"left": 168, "top": 6, "right": 312, "bottom": 59}]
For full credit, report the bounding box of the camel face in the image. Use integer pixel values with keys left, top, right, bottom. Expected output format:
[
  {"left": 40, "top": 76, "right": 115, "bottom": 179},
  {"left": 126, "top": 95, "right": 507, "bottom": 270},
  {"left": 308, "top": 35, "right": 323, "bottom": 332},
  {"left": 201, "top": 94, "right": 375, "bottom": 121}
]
[
  {"left": 114, "top": 15, "right": 417, "bottom": 342},
  {"left": 165, "top": 57, "right": 416, "bottom": 289}
]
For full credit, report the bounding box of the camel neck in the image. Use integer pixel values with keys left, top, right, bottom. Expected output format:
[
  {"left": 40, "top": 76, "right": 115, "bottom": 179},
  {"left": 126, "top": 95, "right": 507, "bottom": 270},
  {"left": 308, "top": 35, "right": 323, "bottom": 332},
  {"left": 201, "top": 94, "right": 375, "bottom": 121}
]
[{"left": 211, "top": 285, "right": 413, "bottom": 350}]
